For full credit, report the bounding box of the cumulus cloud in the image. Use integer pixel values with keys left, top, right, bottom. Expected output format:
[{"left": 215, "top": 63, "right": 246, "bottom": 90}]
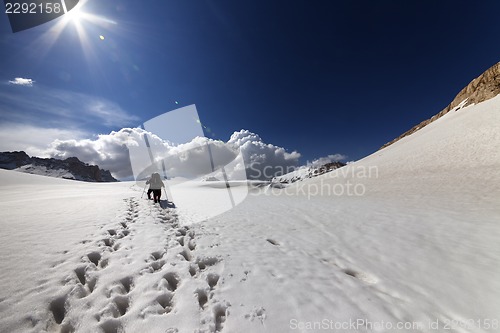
[
  {"left": 227, "top": 130, "right": 301, "bottom": 180},
  {"left": 46, "top": 129, "right": 137, "bottom": 179},
  {"left": 8, "top": 77, "right": 35, "bottom": 86},
  {"left": 0, "top": 122, "right": 345, "bottom": 182},
  {"left": 41, "top": 128, "right": 302, "bottom": 180}
]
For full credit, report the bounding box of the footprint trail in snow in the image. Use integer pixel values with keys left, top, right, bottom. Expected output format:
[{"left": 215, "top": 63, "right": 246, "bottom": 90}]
[{"left": 37, "top": 197, "right": 229, "bottom": 333}]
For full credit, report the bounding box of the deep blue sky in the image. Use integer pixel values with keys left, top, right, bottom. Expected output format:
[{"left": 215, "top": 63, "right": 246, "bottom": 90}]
[{"left": 1, "top": 0, "right": 500, "bottom": 163}]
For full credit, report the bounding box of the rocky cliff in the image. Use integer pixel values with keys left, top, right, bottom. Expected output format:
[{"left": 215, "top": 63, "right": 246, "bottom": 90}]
[{"left": 381, "top": 62, "right": 500, "bottom": 149}]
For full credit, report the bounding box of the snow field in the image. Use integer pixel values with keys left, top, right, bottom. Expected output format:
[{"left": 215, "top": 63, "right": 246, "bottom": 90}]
[
  {"left": 0, "top": 95, "right": 499, "bottom": 333},
  {"left": 0, "top": 177, "right": 231, "bottom": 333}
]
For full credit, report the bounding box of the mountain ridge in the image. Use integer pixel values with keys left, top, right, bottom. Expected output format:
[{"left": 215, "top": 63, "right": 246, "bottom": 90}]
[
  {"left": 381, "top": 62, "right": 500, "bottom": 149},
  {"left": 0, "top": 151, "right": 118, "bottom": 182}
]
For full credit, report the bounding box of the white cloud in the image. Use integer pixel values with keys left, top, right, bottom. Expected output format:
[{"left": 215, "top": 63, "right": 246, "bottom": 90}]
[
  {"left": 46, "top": 129, "right": 137, "bottom": 179},
  {"left": 40, "top": 128, "right": 302, "bottom": 180},
  {"left": 0, "top": 124, "right": 343, "bottom": 181},
  {"left": 8, "top": 77, "right": 35, "bottom": 86},
  {"left": 228, "top": 130, "right": 301, "bottom": 179}
]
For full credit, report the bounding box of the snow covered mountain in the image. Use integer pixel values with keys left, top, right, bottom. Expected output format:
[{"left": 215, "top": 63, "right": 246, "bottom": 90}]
[
  {"left": 0, "top": 71, "right": 499, "bottom": 332},
  {"left": 0, "top": 151, "right": 118, "bottom": 182},
  {"left": 271, "top": 161, "right": 345, "bottom": 185},
  {"left": 381, "top": 61, "right": 500, "bottom": 149}
]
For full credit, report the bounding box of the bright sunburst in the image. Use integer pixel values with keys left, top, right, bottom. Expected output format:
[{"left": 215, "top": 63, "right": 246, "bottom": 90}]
[
  {"left": 61, "top": 0, "right": 85, "bottom": 23},
  {"left": 30, "top": 0, "right": 117, "bottom": 60}
]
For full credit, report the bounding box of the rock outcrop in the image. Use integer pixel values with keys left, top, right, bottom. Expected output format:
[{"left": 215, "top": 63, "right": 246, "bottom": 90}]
[{"left": 381, "top": 62, "right": 500, "bottom": 149}]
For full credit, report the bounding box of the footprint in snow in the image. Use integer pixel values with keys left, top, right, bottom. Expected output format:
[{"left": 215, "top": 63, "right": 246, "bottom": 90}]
[
  {"left": 189, "top": 264, "right": 198, "bottom": 277},
  {"left": 144, "top": 259, "right": 165, "bottom": 273},
  {"left": 102, "top": 238, "right": 114, "bottom": 248},
  {"left": 207, "top": 273, "right": 220, "bottom": 290},
  {"left": 245, "top": 307, "right": 266, "bottom": 324},
  {"left": 188, "top": 239, "right": 196, "bottom": 251},
  {"left": 107, "top": 276, "right": 134, "bottom": 296},
  {"left": 74, "top": 266, "right": 87, "bottom": 285},
  {"left": 195, "top": 288, "right": 209, "bottom": 309},
  {"left": 142, "top": 273, "right": 180, "bottom": 317},
  {"left": 179, "top": 248, "right": 192, "bottom": 262},
  {"left": 118, "top": 229, "right": 130, "bottom": 238},
  {"left": 196, "top": 256, "right": 219, "bottom": 271},
  {"left": 266, "top": 238, "right": 279, "bottom": 246},
  {"left": 156, "top": 292, "right": 174, "bottom": 314},
  {"left": 87, "top": 252, "right": 101, "bottom": 266},
  {"left": 49, "top": 294, "right": 67, "bottom": 325},
  {"left": 150, "top": 251, "right": 166, "bottom": 261},
  {"left": 161, "top": 272, "right": 181, "bottom": 292},
  {"left": 176, "top": 228, "right": 187, "bottom": 237},
  {"left": 213, "top": 303, "right": 229, "bottom": 332},
  {"left": 99, "top": 318, "right": 122, "bottom": 333},
  {"left": 73, "top": 265, "right": 97, "bottom": 295},
  {"left": 112, "top": 295, "right": 130, "bottom": 317},
  {"left": 343, "top": 268, "right": 378, "bottom": 285}
]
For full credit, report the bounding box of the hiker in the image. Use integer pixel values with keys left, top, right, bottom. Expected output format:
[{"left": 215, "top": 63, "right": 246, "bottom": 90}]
[{"left": 146, "top": 172, "right": 165, "bottom": 203}]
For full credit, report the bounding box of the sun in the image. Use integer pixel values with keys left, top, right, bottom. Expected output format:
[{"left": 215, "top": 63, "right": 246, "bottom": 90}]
[
  {"left": 62, "top": 1, "right": 85, "bottom": 23},
  {"left": 29, "top": 0, "right": 117, "bottom": 60}
]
